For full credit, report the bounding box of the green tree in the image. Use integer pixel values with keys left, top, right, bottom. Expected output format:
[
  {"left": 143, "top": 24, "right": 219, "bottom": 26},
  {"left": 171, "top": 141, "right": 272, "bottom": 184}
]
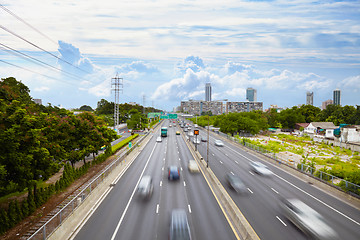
[
  {"left": 298, "top": 104, "right": 321, "bottom": 123},
  {"left": 79, "top": 105, "right": 94, "bottom": 111}
]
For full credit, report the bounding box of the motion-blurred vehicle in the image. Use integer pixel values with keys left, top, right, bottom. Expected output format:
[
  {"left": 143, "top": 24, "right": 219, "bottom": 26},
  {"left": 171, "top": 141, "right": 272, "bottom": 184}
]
[
  {"left": 169, "top": 209, "right": 191, "bottom": 240},
  {"left": 188, "top": 132, "right": 194, "bottom": 137},
  {"left": 201, "top": 137, "right": 207, "bottom": 142},
  {"left": 280, "top": 198, "right": 338, "bottom": 240},
  {"left": 184, "top": 128, "right": 188, "bottom": 132},
  {"left": 214, "top": 140, "right": 224, "bottom": 146},
  {"left": 169, "top": 124, "right": 172, "bottom": 127},
  {"left": 250, "top": 161, "right": 273, "bottom": 176},
  {"left": 188, "top": 160, "right": 200, "bottom": 173},
  {"left": 192, "top": 138, "right": 200, "bottom": 144},
  {"left": 176, "top": 131, "right": 180, "bottom": 135},
  {"left": 156, "top": 136, "right": 162, "bottom": 142},
  {"left": 225, "top": 173, "right": 247, "bottom": 193},
  {"left": 168, "top": 166, "right": 180, "bottom": 180},
  {"left": 137, "top": 175, "right": 153, "bottom": 199}
]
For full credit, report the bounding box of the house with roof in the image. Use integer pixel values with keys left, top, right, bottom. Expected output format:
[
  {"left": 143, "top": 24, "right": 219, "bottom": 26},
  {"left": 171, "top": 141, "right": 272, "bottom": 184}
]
[
  {"left": 304, "top": 122, "right": 336, "bottom": 136},
  {"left": 339, "top": 125, "right": 360, "bottom": 143}
]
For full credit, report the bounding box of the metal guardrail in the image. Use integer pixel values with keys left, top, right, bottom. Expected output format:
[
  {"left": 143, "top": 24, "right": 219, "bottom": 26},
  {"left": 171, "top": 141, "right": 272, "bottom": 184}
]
[
  {"left": 211, "top": 131, "right": 360, "bottom": 197},
  {"left": 27, "top": 133, "right": 149, "bottom": 240}
]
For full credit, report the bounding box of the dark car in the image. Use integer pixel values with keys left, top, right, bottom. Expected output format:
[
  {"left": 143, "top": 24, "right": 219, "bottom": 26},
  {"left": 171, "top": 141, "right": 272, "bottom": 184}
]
[
  {"left": 169, "top": 209, "right": 191, "bottom": 240},
  {"left": 168, "top": 166, "right": 180, "bottom": 180},
  {"left": 225, "top": 173, "right": 247, "bottom": 193}
]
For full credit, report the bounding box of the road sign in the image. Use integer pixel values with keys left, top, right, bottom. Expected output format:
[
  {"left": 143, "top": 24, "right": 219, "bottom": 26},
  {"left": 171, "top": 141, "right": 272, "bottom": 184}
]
[
  {"left": 194, "top": 129, "right": 199, "bottom": 135},
  {"left": 160, "top": 115, "right": 168, "bottom": 119},
  {"left": 168, "top": 114, "right": 178, "bottom": 119},
  {"left": 148, "top": 112, "right": 162, "bottom": 118},
  {"left": 129, "top": 142, "right": 132, "bottom": 148}
]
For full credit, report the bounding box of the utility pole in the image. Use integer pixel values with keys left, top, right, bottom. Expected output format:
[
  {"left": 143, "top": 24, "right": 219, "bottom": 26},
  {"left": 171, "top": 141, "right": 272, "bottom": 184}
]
[
  {"left": 112, "top": 74, "right": 123, "bottom": 133},
  {"left": 142, "top": 94, "right": 146, "bottom": 115}
]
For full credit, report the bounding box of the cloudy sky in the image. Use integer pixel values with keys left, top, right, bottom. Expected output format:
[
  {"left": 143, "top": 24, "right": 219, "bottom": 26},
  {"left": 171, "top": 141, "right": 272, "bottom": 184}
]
[{"left": 1, "top": 0, "right": 359, "bottom": 111}]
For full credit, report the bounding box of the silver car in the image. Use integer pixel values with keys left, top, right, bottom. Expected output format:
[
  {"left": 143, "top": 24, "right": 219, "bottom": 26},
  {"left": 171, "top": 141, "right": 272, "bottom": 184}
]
[
  {"left": 250, "top": 161, "right": 273, "bottom": 176},
  {"left": 214, "top": 140, "right": 224, "bottom": 146},
  {"left": 280, "top": 198, "right": 338, "bottom": 239},
  {"left": 137, "top": 175, "right": 154, "bottom": 199}
]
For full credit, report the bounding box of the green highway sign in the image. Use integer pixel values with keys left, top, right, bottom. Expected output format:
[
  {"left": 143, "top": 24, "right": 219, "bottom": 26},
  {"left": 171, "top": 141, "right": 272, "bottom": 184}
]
[
  {"left": 160, "top": 115, "right": 168, "bottom": 119},
  {"left": 148, "top": 112, "right": 162, "bottom": 118},
  {"left": 168, "top": 114, "right": 178, "bottom": 119}
]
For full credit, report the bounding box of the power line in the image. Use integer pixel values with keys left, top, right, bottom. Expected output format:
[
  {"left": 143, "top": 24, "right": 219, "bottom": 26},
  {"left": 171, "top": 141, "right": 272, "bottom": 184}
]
[
  {"left": 0, "top": 24, "right": 92, "bottom": 75},
  {"left": 0, "top": 42, "right": 85, "bottom": 81},
  {"left": 0, "top": 4, "right": 57, "bottom": 45},
  {"left": 0, "top": 59, "right": 72, "bottom": 85}
]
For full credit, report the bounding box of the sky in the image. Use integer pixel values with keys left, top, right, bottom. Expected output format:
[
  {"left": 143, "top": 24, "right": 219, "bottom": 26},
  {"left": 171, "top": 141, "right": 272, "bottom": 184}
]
[{"left": 1, "top": 0, "right": 359, "bottom": 112}]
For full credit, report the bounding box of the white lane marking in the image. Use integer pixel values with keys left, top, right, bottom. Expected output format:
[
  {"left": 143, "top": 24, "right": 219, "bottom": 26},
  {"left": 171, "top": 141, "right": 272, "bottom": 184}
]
[
  {"left": 212, "top": 153, "right": 215, "bottom": 156},
  {"left": 163, "top": 158, "right": 165, "bottom": 161},
  {"left": 179, "top": 158, "right": 181, "bottom": 161},
  {"left": 178, "top": 151, "right": 180, "bottom": 154},
  {"left": 271, "top": 188, "right": 279, "bottom": 194},
  {"left": 181, "top": 167, "right": 183, "bottom": 171},
  {"left": 188, "top": 204, "right": 192, "bottom": 213},
  {"left": 276, "top": 216, "right": 287, "bottom": 226},
  {"left": 184, "top": 181, "right": 186, "bottom": 187},
  {"left": 249, "top": 171, "right": 254, "bottom": 176},
  {"left": 273, "top": 173, "right": 360, "bottom": 226},
  {"left": 162, "top": 167, "right": 164, "bottom": 171},
  {"left": 235, "top": 160, "right": 238, "bottom": 164},
  {"left": 156, "top": 204, "right": 159, "bottom": 214},
  {"left": 230, "top": 171, "right": 234, "bottom": 175},
  {"left": 247, "top": 188, "right": 253, "bottom": 194},
  {"left": 225, "top": 153, "right": 228, "bottom": 156},
  {"left": 160, "top": 181, "right": 162, "bottom": 187},
  {"left": 219, "top": 161, "right": 223, "bottom": 164},
  {"left": 110, "top": 143, "right": 157, "bottom": 240}
]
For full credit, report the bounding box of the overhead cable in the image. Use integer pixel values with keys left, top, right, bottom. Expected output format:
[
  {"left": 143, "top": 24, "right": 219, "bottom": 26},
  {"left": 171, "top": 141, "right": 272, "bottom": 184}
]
[
  {"left": 0, "top": 3, "right": 57, "bottom": 45},
  {"left": 0, "top": 24, "right": 92, "bottom": 75},
  {"left": 0, "top": 42, "right": 85, "bottom": 81}
]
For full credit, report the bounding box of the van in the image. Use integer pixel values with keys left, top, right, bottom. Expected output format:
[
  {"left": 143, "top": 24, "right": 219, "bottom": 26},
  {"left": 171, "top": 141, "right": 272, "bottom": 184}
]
[
  {"left": 169, "top": 209, "right": 191, "bottom": 240},
  {"left": 137, "top": 175, "right": 153, "bottom": 199}
]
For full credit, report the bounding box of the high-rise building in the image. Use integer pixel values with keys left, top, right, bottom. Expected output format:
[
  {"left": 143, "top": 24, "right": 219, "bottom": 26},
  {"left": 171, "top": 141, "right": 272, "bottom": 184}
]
[
  {"left": 246, "top": 88, "right": 257, "bottom": 102},
  {"left": 322, "top": 99, "right": 333, "bottom": 110},
  {"left": 333, "top": 89, "right": 341, "bottom": 106},
  {"left": 306, "top": 91, "right": 314, "bottom": 105},
  {"left": 205, "top": 83, "right": 212, "bottom": 101}
]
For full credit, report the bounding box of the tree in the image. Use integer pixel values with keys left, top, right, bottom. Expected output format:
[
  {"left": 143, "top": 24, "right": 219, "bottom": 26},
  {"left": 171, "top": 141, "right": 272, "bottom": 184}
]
[
  {"left": 79, "top": 105, "right": 94, "bottom": 111},
  {"left": 298, "top": 104, "right": 321, "bottom": 123}
]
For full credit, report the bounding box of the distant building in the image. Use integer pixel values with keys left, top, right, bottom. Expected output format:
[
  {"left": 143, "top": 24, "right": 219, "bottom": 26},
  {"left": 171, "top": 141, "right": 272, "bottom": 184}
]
[
  {"left": 226, "top": 101, "right": 263, "bottom": 113},
  {"left": 322, "top": 99, "right": 333, "bottom": 110},
  {"left": 246, "top": 88, "right": 257, "bottom": 102},
  {"left": 265, "top": 104, "right": 284, "bottom": 113},
  {"left": 33, "top": 99, "right": 42, "bottom": 105},
  {"left": 205, "top": 83, "right": 212, "bottom": 102},
  {"left": 128, "top": 102, "right": 137, "bottom": 105},
  {"left": 181, "top": 100, "right": 223, "bottom": 115},
  {"left": 306, "top": 91, "right": 313, "bottom": 105},
  {"left": 333, "top": 89, "right": 341, "bottom": 106}
]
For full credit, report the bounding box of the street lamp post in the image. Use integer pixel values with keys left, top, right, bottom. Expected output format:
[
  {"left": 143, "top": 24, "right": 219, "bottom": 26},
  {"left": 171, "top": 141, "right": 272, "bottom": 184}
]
[{"left": 206, "top": 115, "right": 209, "bottom": 168}]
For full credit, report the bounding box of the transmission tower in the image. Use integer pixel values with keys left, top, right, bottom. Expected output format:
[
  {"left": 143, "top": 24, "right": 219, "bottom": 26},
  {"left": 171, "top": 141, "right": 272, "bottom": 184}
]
[
  {"left": 142, "top": 94, "right": 146, "bottom": 114},
  {"left": 112, "top": 74, "right": 123, "bottom": 132}
]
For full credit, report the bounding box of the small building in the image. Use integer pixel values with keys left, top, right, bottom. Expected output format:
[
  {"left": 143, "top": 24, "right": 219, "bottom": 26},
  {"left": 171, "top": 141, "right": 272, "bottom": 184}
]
[
  {"left": 305, "top": 122, "right": 336, "bottom": 135},
  {"left": 340, "top": 125, "right": 360, "bottom": 143},
  {"left": 295, "top": 123, "right": 309, "bottom": 130}
]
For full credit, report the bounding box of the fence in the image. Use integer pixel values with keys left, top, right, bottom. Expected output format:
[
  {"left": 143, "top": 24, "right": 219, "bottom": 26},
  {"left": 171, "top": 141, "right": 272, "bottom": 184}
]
[
  {"left": 27, "top": 133, "right": 149, "bottom": 240},
  {"left": 211, "top": 131, "right": 360, "bottom": 197}
]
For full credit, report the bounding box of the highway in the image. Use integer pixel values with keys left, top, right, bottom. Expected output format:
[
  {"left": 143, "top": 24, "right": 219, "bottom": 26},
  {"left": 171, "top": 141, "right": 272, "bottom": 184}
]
[
  {"left": 74, "top": 121, "right": 236, "bottom": 240},
  {"left": 189, "top": 121, "right": 360, "bottom": 240}
]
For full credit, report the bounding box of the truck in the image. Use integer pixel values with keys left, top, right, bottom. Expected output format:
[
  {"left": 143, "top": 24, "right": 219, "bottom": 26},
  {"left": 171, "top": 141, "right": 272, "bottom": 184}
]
[{"left": 161, "top": 127, "right": 168, "bottom": 137}]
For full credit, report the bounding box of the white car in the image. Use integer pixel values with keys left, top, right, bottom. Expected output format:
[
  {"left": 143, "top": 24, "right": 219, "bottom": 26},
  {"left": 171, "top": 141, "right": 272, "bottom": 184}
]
[
  {"left": 193, "top": 138, "right": 201, "bottom": 144},
  {"left": 250, "top": 161, "right": 273, "bottom": 176},
  {"left": 156, "top": 136, "right": 162, "bottom": 142},
  {"left": 280, "top": 198, "right": 338, "bottom": 239},
  {"left": 214, "top": 140, "right": 224, "bottom": 146},
  {"left": 188, "top": 160, "right": 200, "bottom": 173}
]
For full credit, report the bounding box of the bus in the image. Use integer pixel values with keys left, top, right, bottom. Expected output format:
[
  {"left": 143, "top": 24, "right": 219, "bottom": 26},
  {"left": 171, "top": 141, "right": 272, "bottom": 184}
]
[{"left": 161, "top": 127, "right": 168, "bottom": 137}]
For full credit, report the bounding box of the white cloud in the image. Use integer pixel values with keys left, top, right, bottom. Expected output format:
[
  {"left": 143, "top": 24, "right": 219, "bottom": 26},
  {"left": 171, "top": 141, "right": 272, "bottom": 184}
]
[
  {"left": 340, "top": 75, "right": 360, "bottom": 92},
  {"left": 34, "top": 86, "right": 50, "bottom": 92}
]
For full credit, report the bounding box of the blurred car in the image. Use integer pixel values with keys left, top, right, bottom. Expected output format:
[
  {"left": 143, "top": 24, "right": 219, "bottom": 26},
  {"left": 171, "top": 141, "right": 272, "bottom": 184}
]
[
  {"left": 169, "top": 124, "right": 172, "bottom": 127},
  {"left": 280, "top": 198, "right": 338, "bottom": 240},
  {"left": 188, "top": 160, "right": 200, "bottom": 173},
  {"left": 192, "top": 138, "right": 200, "bottom": 144},
  {"left": 188, "top": 132, "right": 194, "bottom": 137},
  {"left": 156, "top": 136, "right": 162, "bottom": 142},
  {"left": 137, "top": 175, "right": 153, "bottom": 199},
  {"left": 201, "top": 137, "right": 207, "bottom": 142},
  {"left": 184, "top": 128, "right": 188, "bottom": 132},
  {"left": 214, "top": 140, "right": 224, "bottom": 146},
  {"left": 250, "top": 161, "right": 273, "bottom": 176},
  {"left": 225, "top": 173, "right": 247, "bottom": 193},
  {"left": 169, "top": 209, "right": 191, "bottom": 240},
  {"left": 176, "top": 131, "right": 180, "bottom": 135},
  {"left": 168, "top": 166, "right": 180, "bottom": 180}
]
